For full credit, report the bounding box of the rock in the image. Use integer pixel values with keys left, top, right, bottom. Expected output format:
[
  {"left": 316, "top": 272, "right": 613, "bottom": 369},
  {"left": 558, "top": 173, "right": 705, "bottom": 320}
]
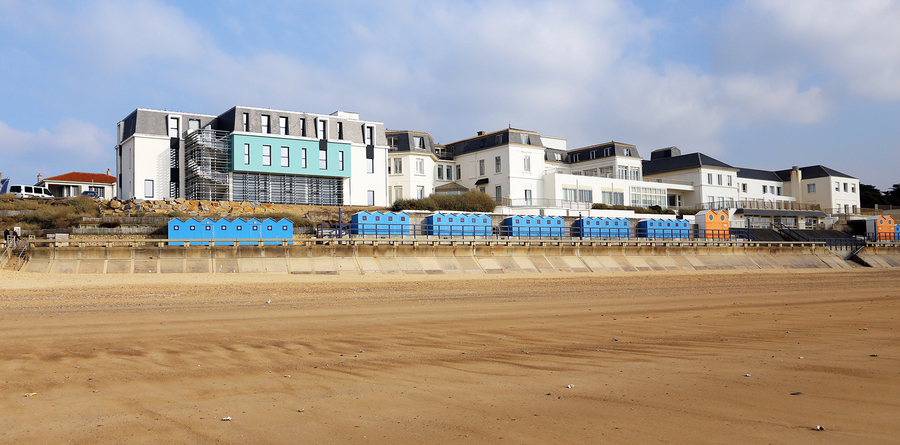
[
  {"left": 790, "top": 392, "right": 803, "bottom": 395},
  {"left": 109, "top": 200, "right": 122, "bottom": 209},
  {"left": 815, "top": 426, "right": 824, "bottom": 431},
  {"left": 221, "top": 417, "right": 232, "bottom": 421},
  {"left": 133, "top": 198, "right": 144, "bottom": 205}
]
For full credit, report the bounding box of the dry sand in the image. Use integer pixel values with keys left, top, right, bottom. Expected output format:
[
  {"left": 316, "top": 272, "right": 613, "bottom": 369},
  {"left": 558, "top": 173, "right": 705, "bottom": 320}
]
[{"left": 0, "top": 268, "right": 898, "bottom": 444}]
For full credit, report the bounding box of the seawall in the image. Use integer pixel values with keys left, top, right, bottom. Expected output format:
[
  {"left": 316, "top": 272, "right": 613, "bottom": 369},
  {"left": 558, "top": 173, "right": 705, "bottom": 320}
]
[{"left": 19, "top": 239, "right": 900, "bottom": 274}]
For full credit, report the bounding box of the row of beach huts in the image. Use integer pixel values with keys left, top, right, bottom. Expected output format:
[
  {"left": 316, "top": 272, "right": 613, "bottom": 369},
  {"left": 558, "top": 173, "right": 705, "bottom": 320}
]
[{"left": 163, "top": 212, "right": 898, "bottom": 245}]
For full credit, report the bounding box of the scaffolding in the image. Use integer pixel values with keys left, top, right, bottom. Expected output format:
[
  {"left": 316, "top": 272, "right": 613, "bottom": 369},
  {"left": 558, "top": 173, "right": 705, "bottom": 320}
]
[
  {"left": 232, "top": 172, "right": 343, "bottom": 206},
  {"left": 184, "top": 129, "right": 231, "bottom": 201}
]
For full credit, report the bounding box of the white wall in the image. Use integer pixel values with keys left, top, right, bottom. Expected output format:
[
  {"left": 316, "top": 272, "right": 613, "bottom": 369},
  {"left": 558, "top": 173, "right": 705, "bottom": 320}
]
[
  {"left": 129, "top": 135, "right": 171, "bottom": 200},
  {"left": 348, "top": 143, "right": 388, "bottom": 206}
]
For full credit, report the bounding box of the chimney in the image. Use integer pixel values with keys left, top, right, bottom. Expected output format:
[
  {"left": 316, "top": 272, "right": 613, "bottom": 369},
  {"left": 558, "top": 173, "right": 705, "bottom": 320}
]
[
  {"left": 37, "top": 173, "right": 43, "bottom": 183},
  {"left": 477, "top": 131, "right": 484, "bottom": 136},
  {"left": 107, "top": 168, "right": 111, "bottom": 176},
  {"left": 790, "top": 166, "right": 802, "bottom": 201}
]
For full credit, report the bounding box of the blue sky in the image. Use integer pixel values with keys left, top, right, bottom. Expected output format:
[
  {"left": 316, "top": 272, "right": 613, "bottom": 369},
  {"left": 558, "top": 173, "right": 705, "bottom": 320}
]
[{"left": 1, "top": 0, "right": 898, "bottom": 190}]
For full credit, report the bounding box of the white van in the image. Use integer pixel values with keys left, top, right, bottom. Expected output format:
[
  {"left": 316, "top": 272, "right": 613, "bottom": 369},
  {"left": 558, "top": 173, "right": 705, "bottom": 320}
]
[{"left": 8, "top": 184, "right": 54, "bottom": 198}]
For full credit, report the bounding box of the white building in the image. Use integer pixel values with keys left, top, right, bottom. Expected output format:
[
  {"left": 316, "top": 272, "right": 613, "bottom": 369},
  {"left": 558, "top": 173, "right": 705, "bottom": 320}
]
[
  {"left": 115, "top": 107, "right": 389, "bottom": 206},
  {"left": 36, "top": 172, "right": 116, "bottom": 198},
  {"left": 386, "top": 128, "right": 860, "bottom": 227}
]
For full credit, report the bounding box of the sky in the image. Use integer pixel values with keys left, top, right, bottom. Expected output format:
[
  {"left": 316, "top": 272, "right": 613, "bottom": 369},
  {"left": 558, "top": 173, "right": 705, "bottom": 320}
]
[{"left": 1, "top": 0, "right": 899, "bottom": 190}]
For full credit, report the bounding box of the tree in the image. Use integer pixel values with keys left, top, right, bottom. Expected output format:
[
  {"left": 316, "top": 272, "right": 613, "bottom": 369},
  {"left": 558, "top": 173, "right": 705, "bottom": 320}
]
[
  {"left": 859, "top": 184, "right": 884, "bottom": 207},
  {"left": 885, "top": 183, "right": 900, "bottom": 206}
]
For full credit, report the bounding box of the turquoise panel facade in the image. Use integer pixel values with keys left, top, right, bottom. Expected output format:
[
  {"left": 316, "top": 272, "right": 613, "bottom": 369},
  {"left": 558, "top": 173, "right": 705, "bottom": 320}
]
[{"left": 230, "top": 134, "right": 351, "bottom": 178}]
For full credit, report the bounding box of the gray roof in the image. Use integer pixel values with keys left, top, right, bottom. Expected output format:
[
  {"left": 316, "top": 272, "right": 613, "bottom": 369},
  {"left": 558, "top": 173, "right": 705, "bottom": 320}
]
[
  {"left": 642, "top": 152, "right": 736, "bottom": 176},
  {"left": 734, "top": 209, "right": 827, "bottom": 217},
  {"left": 736, "top": 168, "right": 782, "bottom": 182},
  {"left": 565, "top": 142, "right": 641, "bottom": 163},
  {"left": 443, "top": 128, "right": 543, "bottom": 157},
  {"left": 774, "top": 165, "right": 856, "bottom": 181}
]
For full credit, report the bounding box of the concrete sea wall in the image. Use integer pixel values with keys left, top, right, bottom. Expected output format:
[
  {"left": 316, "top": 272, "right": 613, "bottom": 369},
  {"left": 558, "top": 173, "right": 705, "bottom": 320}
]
[{"left": 19, "top": 240, "right": 900, "bottom": 274}]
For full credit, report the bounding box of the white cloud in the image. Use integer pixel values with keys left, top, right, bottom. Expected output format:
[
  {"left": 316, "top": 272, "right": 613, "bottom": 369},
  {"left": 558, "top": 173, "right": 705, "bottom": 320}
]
[
  {"left": 0, "top": 120, "right": 113, "bottom": 181},
  {"left": 728, "top": 0, "right": 900, "bottom": 100}
]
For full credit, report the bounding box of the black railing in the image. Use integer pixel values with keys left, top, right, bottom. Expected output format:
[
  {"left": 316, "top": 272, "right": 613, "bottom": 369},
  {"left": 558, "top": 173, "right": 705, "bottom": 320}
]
[{"left": 316, "top": 222, "right": 743, "bottom": 242}]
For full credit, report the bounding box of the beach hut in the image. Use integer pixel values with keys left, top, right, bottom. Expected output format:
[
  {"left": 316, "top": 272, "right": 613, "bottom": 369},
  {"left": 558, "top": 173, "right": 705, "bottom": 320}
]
[
  {"left": 698, "top": 210, "right": 729, "bottom": 239},
  {"left": 866, "top": 215, "right": 895, "bottom": 241}
]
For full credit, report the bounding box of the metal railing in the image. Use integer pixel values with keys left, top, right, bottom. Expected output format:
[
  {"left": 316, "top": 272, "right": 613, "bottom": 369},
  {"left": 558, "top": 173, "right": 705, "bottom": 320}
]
[
  {"left": 695, "top": 200, "right": 820, "bottom": 212},
  {"left": 316, "top": 222, "right": 744, "bottom": 242},
  {"left": 497, "top": 198, "right": 592, "bottom": 210}
]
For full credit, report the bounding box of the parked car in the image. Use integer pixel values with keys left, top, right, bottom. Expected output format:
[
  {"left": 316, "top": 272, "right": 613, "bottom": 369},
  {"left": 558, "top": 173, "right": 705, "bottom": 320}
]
[
  {"left": 8, "top": 184, "right": 54, "bottom": 198},
  {"left": 80, "top": 190, "right": 99, "bottom": 198}
]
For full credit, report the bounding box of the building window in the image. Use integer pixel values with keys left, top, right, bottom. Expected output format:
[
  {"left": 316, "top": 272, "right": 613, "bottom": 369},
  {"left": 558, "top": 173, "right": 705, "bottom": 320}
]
[
  {"left": 339, "top": 151, "right": 344, "bottom": 171},
  {"left": 727, "top": 176, "right": 732, "bottom": 187},
  {"left": 524, "top": 155, "right": 531, "bottom": 172},
  {"left": 524, "top": 189, "right": 532, "bottom": 205},
  {"left": 707, "top": 173, "right": 713, "bottom": 185},
  {"left": 479, "top": 159, "right": 485, "bottom": 176},
  {"left": 189, "top": 119, "right": 200, "bottom": 132},
  {"left": 495, "top": 185, "right": 502, "bottom": 201},
  {"left": 807, "top": 183, "right": 816, "bottom": 194},
  {"left": 263, "top": 145, "right": 271, "bottom": 166},
  {"left": 319, "top": 148, "right": 327, "bottom": 169},
  {"left": 337, "top": 122, "right": 344, "bottom": 140},
  {"left": 89, "top": 186, "right": 105, "bottom": 198},
  {"left": 456, "top": 165, "right": 461, "bottom": 180},
  {"left": 618, "top": 166, "right": 628, "bottom": 179},
  {"left": 365, "top": 126, "right": 374, "bottom": 146},
  {"left": 302, "top": 148, "right": 307, "bottom": 168},
  {"left": 776, "top": 186, "right": 782, "bottom": 196},
  {"left": 242, "top": 113, "right": 249, "bottom": 132},
  {"left": 416, "top": 158, "right": 424, "bottom": 174},
  {"left": 835, "top": 182, "right": 840, "bottom": 191},
  {"left": 417, "top": 186, "right": 425, "bottom": 199},
  {"left": 572, "top": 154, "right": 580, "bottom": 162},
  {"left": 446, "top": 165, "right": 453, "bottom": 181},
  {"left": 299, "top": 118, "right": 306, "bottom": 137},
  {"left": 623, "top": 148, "right": 631, "bottom": 156},
  {"left": 281, "top": 146, "right": 289, "bottom": 167},
  {"left": 388, "top": 136, "right": 398, "bottom": 149},
  {"left": 168, "top": 116, "right": 179, "bottom": 138},
  {"left": 413, "top": 136, "right": 424, "bottom": 149},
  {"left": 317, "top": 119, "right": 327, "bottom": 139},
  {"left": 495, "top": 156, "right": 501, "bottom": 173},
  {"left": 603, "top": 148, "right": 611, "bottom": 157},
  {"left": 843, "top": 183, "right": 848, "bottom": 192},
  {"left": 629, "top": 167, "right": 640, "bottom": 181},
  {"left": 244, "top": 143, "right": 250, "bottom": 165},
  {"left": 367, "top": 158, "right": 374, "bottom": 174},
  {"left": 144, "top": 180, "right": 154, "bottom": 198},
  {"left": 742, "top": 183, "right": 747, "bottom": 193},
  {"left": 717, "top": 174, "right": 723, "bottom": 185},
  {"left": 393, "top": 158, "right": 402, "bottom": 174},
  {"left": 261, "top": 115, "right": 270, "bottom": 134},
  {"left": 762, "top": 185, "right": 767, "bottom": 194},
  {"left": 437, "top": 165, "right": 444, "bottom": 180},
  {"left": 851, "top": 184, "right": 856, "bottom": 193},
  {"left": 279, "top": 116, "right": 288, "bottom": 135},
  {"left": 589, "top": 151, "right": 596, "bottom": 160}
]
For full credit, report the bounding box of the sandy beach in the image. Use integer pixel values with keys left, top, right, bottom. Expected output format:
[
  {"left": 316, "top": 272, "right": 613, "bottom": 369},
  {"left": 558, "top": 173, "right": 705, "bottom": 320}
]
[{"left": 0, "top": 268, "right": 898, "bottom": 444}]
